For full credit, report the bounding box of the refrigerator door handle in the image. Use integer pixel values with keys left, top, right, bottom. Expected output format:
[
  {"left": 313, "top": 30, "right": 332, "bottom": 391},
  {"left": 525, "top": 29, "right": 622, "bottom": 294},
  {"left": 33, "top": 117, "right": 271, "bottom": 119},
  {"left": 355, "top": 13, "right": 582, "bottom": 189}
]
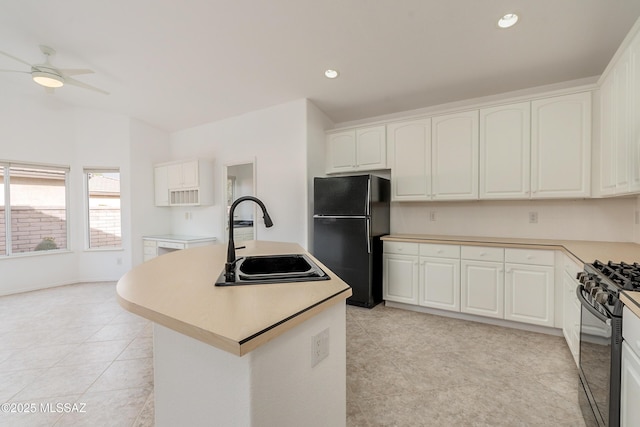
[
  {"left": 366, "top": 219, "right": 371, "bottom": 254},
  {"left": 366, "top": 178, "right": 371, "bottom": 216}
]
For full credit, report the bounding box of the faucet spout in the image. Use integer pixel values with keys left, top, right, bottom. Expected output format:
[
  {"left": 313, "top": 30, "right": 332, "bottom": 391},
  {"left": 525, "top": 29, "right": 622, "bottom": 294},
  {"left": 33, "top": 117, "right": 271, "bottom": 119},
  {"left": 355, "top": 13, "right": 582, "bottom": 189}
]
[{"left": 225, "top": 196, "right": 273, "bottom": 281}]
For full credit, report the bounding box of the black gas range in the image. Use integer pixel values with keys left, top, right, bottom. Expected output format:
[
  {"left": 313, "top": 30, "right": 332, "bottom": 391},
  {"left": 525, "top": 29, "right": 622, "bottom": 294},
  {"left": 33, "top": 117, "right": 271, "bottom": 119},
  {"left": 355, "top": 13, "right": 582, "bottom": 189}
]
[{"left": 576, "top": 260, "right": 640, "bottom": 427}]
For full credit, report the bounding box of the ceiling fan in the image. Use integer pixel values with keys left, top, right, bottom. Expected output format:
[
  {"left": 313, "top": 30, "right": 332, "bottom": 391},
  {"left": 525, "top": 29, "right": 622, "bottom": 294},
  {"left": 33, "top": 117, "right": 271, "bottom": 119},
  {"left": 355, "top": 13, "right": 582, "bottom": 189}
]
[{"left": 0, "top": 45, "right": 108, "bottom": 95}]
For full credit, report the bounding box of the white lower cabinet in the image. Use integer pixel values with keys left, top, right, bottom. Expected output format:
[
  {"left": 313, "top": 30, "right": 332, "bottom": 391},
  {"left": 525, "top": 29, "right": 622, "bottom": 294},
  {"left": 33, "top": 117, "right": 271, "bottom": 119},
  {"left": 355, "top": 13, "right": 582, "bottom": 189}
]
[
  {"left": 504, "top": 263, "right": 554, "bottom": 327},
  {"left": 419, "top": 244, "right": 460, "bottom": 311},
  {"left": 622, "top": 307, "right": 640, "bottom": 427},
  {"left": 383, "top": 243, "right": 419, "bottom": 304},
  {"left": 561, "top": 256, "right": 581, "bottom": 366},
  {"left": 384, "top": 241, "right": 556, "bottom": 328},
  {"left": 461, "top": 259, "right": 504, "bottom": 319}
]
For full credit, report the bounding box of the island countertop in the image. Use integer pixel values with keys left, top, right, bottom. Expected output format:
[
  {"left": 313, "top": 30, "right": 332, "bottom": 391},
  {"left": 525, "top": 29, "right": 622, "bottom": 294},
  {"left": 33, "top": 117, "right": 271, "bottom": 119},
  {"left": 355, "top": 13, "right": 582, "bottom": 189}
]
[{"left": 117, "top": 240, "right": 352, "bottom": 356}]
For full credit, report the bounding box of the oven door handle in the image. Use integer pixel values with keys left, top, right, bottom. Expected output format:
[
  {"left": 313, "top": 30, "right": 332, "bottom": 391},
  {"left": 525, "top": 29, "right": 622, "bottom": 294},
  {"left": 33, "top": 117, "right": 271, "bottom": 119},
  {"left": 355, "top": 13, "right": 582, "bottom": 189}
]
[{"left": 576, "top": 285, "right": 611, "bottom": 323}]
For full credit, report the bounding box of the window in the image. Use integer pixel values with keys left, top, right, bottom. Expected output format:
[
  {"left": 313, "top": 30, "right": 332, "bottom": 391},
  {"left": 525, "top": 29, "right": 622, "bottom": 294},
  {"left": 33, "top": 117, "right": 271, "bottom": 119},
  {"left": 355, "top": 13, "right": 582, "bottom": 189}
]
[
  {"left": 85, "top": 169, "right": 121, "bottom": 249},
  {"left": 1, "top": 163, "right": 69, "bottom": 255}
]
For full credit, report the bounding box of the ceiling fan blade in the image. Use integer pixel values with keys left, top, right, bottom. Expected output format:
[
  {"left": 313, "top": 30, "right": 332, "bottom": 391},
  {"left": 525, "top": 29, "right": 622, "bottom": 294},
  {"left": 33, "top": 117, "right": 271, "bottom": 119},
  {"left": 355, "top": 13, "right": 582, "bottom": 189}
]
[
  {"left": 59, "top": 68, "right": 94, "bottom": 76},
  {"left": 64, "top": 75, "right": 109, "bottom": 95},
  {"left": 0, "top": 50, "right": 33, "bottom": 67},
  {"left": 0, "top": 69, "right": 30, "bottom": 73}
]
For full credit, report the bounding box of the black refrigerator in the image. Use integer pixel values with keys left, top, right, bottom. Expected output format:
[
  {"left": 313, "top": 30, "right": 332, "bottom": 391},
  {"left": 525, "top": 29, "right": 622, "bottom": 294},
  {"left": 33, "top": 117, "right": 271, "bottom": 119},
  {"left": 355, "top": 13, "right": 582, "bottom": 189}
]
[{"left": 312, "top": 175, "right": 390, "bottom": 308}]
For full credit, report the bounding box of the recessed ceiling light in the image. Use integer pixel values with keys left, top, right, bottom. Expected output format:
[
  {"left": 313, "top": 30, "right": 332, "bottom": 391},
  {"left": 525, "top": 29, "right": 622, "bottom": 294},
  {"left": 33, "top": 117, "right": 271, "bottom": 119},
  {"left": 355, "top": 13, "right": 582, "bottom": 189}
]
[
  {"left": 324, "top": 69, "right": 339, "bottom": 79},
  {"left": 498, "top": 13, "right": 519, "bottom": 29}
]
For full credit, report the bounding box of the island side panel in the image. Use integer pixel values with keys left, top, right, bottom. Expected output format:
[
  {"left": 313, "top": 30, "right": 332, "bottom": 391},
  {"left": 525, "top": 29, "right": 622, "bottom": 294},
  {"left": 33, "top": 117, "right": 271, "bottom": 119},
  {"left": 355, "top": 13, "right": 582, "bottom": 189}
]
[
  {"left": 250, "top": 301, "right": 346, "bottom": 427},
  {"left": 153, "top": 301, "right": 347, "bottom": 427},
  {"left": 153, "top": 324, "right": 251, "bottom": 427}
]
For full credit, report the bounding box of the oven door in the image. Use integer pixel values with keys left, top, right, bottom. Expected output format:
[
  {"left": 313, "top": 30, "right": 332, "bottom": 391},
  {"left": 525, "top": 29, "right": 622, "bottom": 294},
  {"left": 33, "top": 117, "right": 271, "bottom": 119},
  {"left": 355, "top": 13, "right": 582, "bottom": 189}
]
[{"left": 577, "top": 285, "right": 617, "bottom": 427}]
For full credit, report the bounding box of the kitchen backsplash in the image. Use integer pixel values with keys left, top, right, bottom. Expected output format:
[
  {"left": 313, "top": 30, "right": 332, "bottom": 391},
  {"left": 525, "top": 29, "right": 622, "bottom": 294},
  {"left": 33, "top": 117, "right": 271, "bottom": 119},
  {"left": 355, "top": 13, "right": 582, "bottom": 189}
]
[{"left": 390, "top": 196, "right": 638, "bottom": 243}]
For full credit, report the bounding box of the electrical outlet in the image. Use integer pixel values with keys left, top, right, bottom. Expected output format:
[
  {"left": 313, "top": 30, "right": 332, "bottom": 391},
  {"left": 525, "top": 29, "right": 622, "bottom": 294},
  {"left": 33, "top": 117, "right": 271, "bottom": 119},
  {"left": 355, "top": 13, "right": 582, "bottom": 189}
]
[
  {"left": 528, "top": 212, "right": 538, "bottom": 224},
  {"left": 429, "top": 211, "right": 437, "bottom": 221},
  {"left": 116, "top": 257, "right": 122, "bottom": 265},
  {"left": 311, "top": 328, "right": 330, "bottom": 367}
]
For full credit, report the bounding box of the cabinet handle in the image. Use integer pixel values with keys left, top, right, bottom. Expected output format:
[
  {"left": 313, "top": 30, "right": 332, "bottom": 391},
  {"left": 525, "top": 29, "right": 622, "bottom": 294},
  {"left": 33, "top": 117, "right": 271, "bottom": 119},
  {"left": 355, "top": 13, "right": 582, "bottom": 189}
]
[
  {"left": 480, "top": 252, "right": 486, "bottom": 256},
  {"left": 437, "top": 249, "right": 443, "bottom": 254}
]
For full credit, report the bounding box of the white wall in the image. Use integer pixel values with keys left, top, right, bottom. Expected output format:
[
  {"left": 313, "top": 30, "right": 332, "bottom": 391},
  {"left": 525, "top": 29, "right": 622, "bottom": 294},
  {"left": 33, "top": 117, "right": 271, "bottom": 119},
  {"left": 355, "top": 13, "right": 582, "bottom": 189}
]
[
  {"left": 130, "top": 119, "right": 171, "bottom": 266},
  {"left": 391, "top": 197, "right": 637, "bottom": 242},
  {"left": 305, "top": 100, "right": 334, "bottom": 249},
  {"left": 0, "top": 93, "right": 169, "bottom": 295},
  {"left": 168, "top": 99, "right": 310, "bottom": 248}
]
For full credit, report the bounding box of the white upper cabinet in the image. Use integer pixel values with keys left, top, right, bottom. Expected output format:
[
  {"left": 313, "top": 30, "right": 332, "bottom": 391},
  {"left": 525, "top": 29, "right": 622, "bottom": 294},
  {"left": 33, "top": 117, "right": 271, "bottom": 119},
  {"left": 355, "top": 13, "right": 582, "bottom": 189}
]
[
  {"left": 387, "top": 118, "right": 432, "bottom": 201},
  {"left": 325, "top": 130, "right": 356, "bottom": 174},
  {"left": 531, "top": 92, "right": 591, "bottom": 198},
  {"left": 479, "top": 102, "right": 531, "bottom": 199},
  {"left": 600, "top": 50, "right": 632, "bottom": 196},
  {"left": 154, "top": 159, "right": 214, "bottom": 206},
  {"left": 431, "top": 111, "right": 479, "bottom": 200},
  {"left": 168, "top": 159, "right": 199, "bottom": 189},
  {"left": 629, "top": 33, "right": 640, "bottom": 193},
  {"left": 326, "top": 125, "right": 386, "bottom": 174}
]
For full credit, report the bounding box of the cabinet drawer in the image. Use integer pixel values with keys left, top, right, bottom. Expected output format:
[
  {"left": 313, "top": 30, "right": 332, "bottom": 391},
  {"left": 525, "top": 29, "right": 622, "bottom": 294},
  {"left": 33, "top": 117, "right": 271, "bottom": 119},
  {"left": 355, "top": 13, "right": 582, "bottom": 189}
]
[
  {"left": 420, "top": 243, "right": 460, "bottom": 258},
  {"left": 157, "top": 241, "right": 185, "bottom": 250},
  {"left": 143, "top": 240, "right": 157, "bottom": 248},
  {"left": 143, "top": 246, "right": 157, "bottom": 256},
  {"left": 461, "top": 246, "right": 504, "bottom": 262},
  {"left": 384, "top": 241, "right": 419, "bottom": 255},
  {"left": 624, "top": 307, "right": 640, "bottom": 357},
  {"left": 505, "top": 248, "right": 554, "bottom": 266}
]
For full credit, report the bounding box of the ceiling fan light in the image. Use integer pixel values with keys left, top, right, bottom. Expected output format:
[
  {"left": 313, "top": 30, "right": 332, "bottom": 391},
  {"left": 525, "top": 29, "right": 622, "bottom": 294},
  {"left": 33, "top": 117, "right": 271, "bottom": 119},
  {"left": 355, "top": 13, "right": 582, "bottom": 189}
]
[
  {"left": 498, "top": 13, "right": 519, "bottom": 29},
  {"left": 32, "top": 71, "right": 64, "bottom": 88}
]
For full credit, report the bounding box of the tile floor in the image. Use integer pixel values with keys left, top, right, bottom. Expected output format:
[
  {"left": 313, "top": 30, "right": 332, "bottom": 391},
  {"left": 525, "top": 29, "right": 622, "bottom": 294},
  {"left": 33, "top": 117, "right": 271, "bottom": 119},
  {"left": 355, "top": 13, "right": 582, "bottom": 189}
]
[{"left": 0, "top": 282, "right": 586, "bottom": 426}]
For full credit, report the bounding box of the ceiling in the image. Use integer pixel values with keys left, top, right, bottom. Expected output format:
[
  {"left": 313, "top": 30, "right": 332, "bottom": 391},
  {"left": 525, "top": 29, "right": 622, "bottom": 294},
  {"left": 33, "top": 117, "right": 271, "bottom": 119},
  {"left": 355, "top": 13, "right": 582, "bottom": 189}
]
[{"left": 1, "top": 1, "right": 640, "bottom": 133}]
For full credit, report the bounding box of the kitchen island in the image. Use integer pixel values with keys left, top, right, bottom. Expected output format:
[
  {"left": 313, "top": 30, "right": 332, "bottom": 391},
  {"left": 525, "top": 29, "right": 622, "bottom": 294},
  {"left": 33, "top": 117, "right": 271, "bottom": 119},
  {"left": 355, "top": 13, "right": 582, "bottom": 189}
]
[{"left": 117, "top": 240, "right": 351, "bottom": 427}]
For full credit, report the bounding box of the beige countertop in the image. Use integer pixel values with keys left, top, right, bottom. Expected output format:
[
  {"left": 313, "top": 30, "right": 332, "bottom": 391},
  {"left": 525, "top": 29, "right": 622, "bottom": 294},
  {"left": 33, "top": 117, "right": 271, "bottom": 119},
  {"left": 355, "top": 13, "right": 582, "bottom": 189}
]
[
  {"left": 382, "top": 233, "right": 640, "bottom": 316},
  {"left": 117, "top": 240, "right": 352, "bottom": 356}
]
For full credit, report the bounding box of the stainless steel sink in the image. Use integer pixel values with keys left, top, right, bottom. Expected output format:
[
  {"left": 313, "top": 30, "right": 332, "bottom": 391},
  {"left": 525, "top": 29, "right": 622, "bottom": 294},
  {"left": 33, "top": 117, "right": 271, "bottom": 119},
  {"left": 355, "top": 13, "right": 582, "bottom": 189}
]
[{"left": 215, "top": 254, "right": 330, "bottom": 286}]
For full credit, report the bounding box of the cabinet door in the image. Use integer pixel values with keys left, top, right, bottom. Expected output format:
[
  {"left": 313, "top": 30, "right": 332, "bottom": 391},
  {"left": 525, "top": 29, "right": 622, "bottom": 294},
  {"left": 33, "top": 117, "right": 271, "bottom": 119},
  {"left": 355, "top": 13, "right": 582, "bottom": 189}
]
[
  {"left": 562, "top": 269, "right": 580, "bottom": 366},
  {"left": 387, "top": 118, "right": 431, "bottom": 201},
  {"left": 460, "top": 260, "right": 504, "bottom": 319},
  {"left": 167, "top": 163, "right": 183, "bottom": 189},
  {"left": 479, "top": 102, "right": 531, "bottom": 199},
  {"left": 432, "top": 111, "right": 479, "bottom": 200},
  {"left": 181, "top": 160, "right": 199, "bottom": 188},
  {"left": 505, "top": 263, "right": 554, "bottom": 327},
  {"left": 154, "top": 165, "right": 169, "bottom": 206},
  {"left": 615, "top": 52, "right": 631, "bottom": 194},
  {"left": 326, "top": 130, "right": 357, "bottom": 174},
  {"left": 383, "top": 253, "right": 419, "bottom": 304},
  {"left": 621, "top": 342, "right": 640, "bottom": 427},
  {"left": 419, "top": 257, "right": 460, "bottom": 311},
  {"left": 356, "top": 125, "right": 386, "bottom": 170},
  {"left": 599, "top": 75, "right": 617, "bottom": 196},
  {"left": 630, "top": 35, "right": 640, "bottom": 193},
  {"left": 531, "top": 92, "right": 591, "bottom": 198}
]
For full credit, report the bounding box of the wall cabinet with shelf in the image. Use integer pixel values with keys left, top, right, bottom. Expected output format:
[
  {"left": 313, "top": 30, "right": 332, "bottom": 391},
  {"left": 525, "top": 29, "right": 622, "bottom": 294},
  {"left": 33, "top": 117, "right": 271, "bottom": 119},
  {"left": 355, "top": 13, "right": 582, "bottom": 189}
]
[
  {"left": 325, "top": 125, "right": 386, "bottom": 174},
  {"left": 154, "top": 159, "right": 214, "bottom": 207}
]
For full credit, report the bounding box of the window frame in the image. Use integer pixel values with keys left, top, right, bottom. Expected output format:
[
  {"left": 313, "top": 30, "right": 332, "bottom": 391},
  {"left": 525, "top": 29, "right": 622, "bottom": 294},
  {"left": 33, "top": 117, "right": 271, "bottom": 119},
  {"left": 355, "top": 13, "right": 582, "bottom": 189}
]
[
  {"left": 0, "top": 160, "right": 71, "bottom": 258},
  {"left": 83, "top": 167, "right": 123, "bottom": 251}
]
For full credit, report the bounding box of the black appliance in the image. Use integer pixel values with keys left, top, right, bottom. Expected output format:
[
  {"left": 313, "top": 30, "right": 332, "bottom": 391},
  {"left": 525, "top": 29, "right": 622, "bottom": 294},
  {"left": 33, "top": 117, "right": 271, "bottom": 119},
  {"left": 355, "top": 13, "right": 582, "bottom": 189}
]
[
  {"left": 312, "top": 175, "right": 390, "bottom": 308},
  {"left": 576, "top": 261, "right": 640, "bottom": 427}
]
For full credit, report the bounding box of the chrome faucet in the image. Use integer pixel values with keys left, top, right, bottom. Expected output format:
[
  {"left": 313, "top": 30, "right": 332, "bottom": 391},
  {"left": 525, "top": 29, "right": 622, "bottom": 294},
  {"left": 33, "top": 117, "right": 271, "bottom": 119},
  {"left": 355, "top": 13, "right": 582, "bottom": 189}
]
[{"left": 225, "top": 196, "right": 273, "bottom": 281}]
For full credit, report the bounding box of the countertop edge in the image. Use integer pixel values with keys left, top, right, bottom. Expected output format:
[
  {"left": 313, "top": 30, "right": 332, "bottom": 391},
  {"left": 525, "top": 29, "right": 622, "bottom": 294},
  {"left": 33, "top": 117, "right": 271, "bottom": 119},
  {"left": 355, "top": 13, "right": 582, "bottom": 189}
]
[
  {"left": 238, "top": 286, "right": 352, "bottom": 356},
  {"left": 622, "top": 292, "right": 640, "bottom": 319},
  {"left": 116, "top": 292, "right": 241, "bottom": 355}
]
